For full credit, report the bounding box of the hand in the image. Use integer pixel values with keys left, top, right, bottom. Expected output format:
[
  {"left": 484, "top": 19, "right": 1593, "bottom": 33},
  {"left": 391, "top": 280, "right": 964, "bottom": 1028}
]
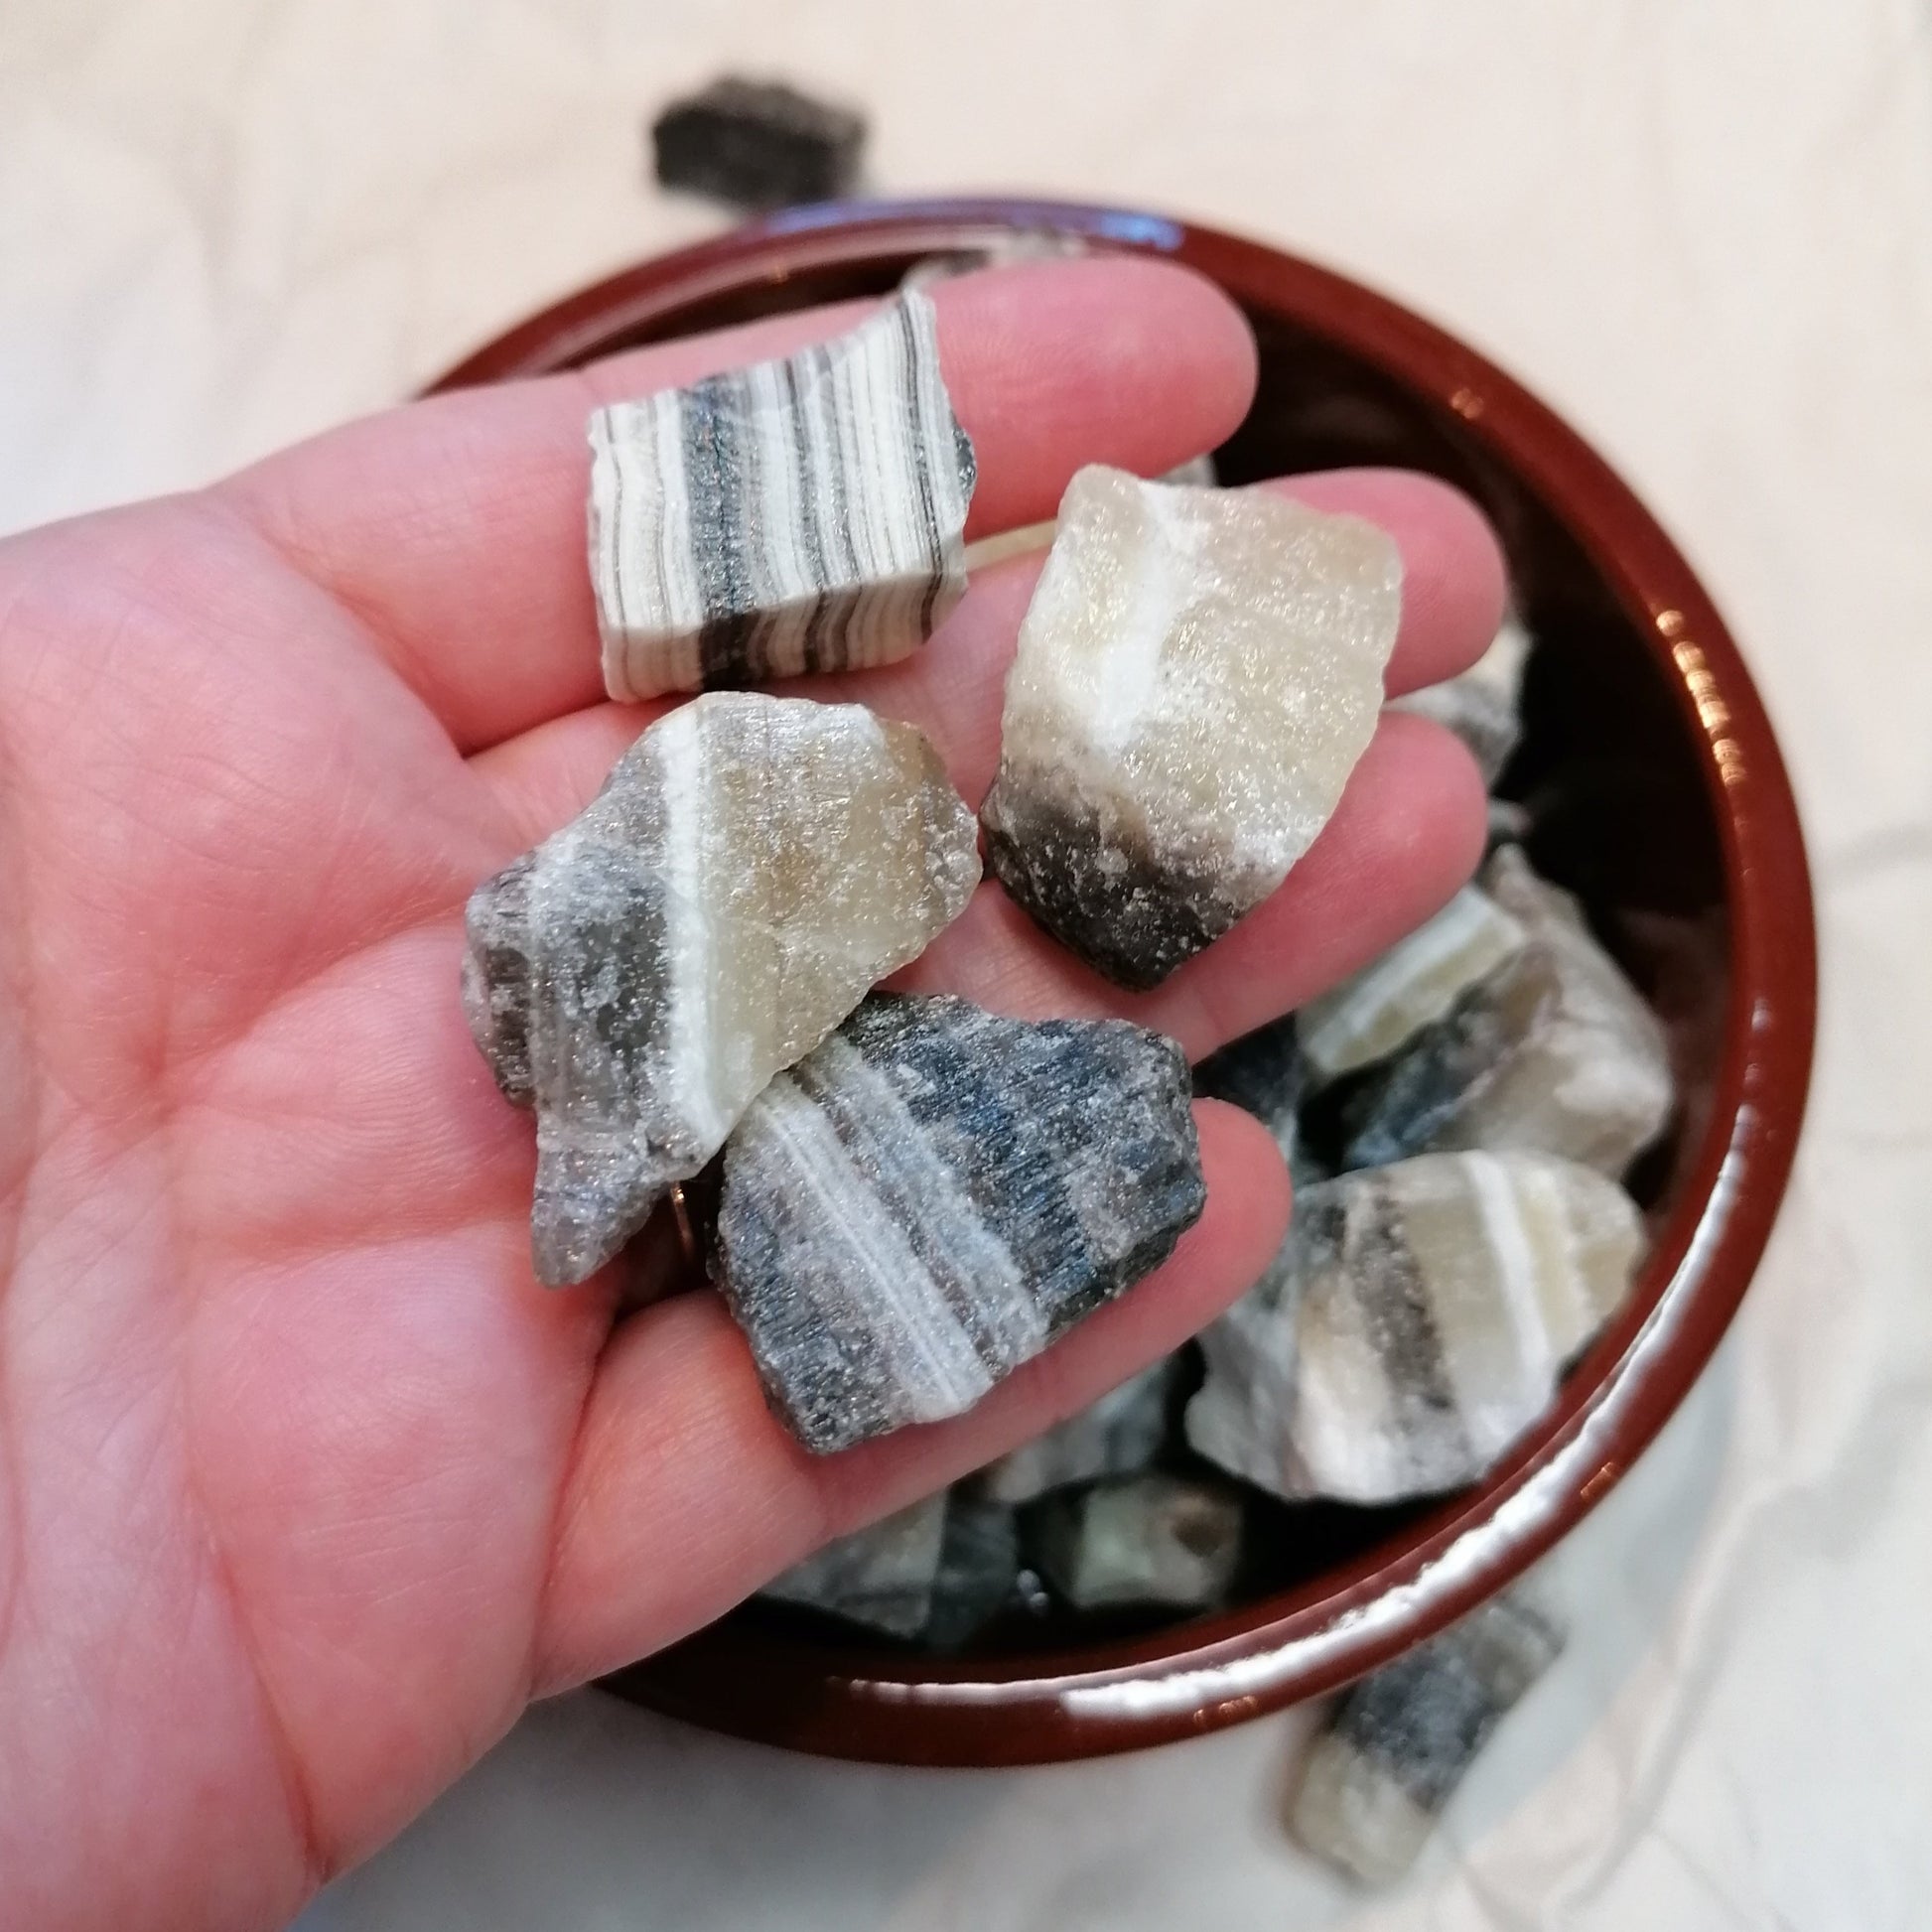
[{"left": 0, "top": 257, "right": 1502, "bottom": 1930}]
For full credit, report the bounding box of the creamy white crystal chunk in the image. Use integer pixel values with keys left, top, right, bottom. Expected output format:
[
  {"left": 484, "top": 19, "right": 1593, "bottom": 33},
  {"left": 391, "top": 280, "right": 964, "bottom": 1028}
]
[
  {"left": 462, "top": 694, "right": 980, "bottom": 1285},
  {"left": 1299, "top": 884, "right": 1527, "bottom": 1084},
  {"left": 1185, "top": 1150, "right": 1643, "bottom": 1504},
  {"left": 981, "top": 467, "right": 1402, "bottom": 989},
  {"left": 589, "top": 290, "right": 976, "bottom": 700},
  {"left": 1341, "top": 845, "right": 1676, "bottom": 1175}
]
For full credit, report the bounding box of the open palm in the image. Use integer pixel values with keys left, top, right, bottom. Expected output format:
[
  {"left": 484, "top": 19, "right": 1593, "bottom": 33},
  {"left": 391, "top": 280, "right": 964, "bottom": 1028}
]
[{"left": 0, "top": 258, "right": 1501, "bottom": 1931}]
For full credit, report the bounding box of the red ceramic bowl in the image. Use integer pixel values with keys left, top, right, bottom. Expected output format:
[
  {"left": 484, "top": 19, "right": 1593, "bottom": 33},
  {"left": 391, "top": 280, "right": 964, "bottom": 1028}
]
[{"left": 431, "top": 199, "right": 1814, "bottom": 1765}]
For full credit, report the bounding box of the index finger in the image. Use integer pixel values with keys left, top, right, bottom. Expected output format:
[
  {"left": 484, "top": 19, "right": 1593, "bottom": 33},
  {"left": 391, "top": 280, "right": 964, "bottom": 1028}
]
[{"left": 223, "top": 259, "right": 1260, "bottom": 752}]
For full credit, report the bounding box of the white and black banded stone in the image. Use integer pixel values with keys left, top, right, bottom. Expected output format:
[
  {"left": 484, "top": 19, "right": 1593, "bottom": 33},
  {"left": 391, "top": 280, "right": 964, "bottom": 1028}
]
[
  {"left": 1298, "top": 884, "right": 1527, "bottom": 1087},
  {"left": 1185, "top": 1151, "right": 1641, "bottom": 1504},
  {"left": 981, "top": 467, "right": 1400, "bottom": 990},
  {"left": 1028, "top": 1472, "right": 1243, "bottom": 1612},
  {"left": 1339, "top": 845, "right": 1674, "bottom": 1176},
  {"left": 1290, "top": 1587, "right": 1567, "bottom": 1884},
  {"left": 589, "top": 290, "right": 976, "bottom": 700},
  {"left": 714, "top": 992, "right": 1206, "bottom": 1453},
  {"left": 977, "top": 1356, "right": 1177, "bottom": 1505},
  {"left": 462, "top": 694, "right": 979, "bottom": 1286}
]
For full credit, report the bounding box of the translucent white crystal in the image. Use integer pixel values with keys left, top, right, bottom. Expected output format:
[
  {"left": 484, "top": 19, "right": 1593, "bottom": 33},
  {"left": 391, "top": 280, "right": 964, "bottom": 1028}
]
[
  {"left": 1186, "top": 1150, "right": 1643, "bottom": 1504},
  {"left": 981, "top": 466, "right": 1402, "bottom": 989},
  {"left": 462, "top": 694, "right": 980, "bottom": 1285},
  {"left": 589, "top": 290, "right": 976, "bottom": 699},
  {"left": 1341, "top": 844, "right": 1676, "bottom": 1175},
  {"left": 1299, "top": 884, "right": 1527, "bottom": 1084}
]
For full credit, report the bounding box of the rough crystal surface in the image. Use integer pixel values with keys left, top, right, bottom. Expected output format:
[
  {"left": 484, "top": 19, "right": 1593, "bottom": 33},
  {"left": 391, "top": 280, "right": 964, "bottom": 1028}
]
[
  {"left": 759, "top": 1495, "right": 946, "bottom": 1638},
  {"left": 590, "top": 290, "right": 976, "bottom": 699},
  {"left": 1029, "top": 1472, "right": 1243, "bottom": 1611},
  {"left": 1391, "top": 613, "right": 1532, "bottom": 784},
  {"left": 1340, "top": 845, "right": 1675, "bottom": 1175},
  {"left": 1186, "top": 1151, "right": 1642, "bottom": 1503},
  {"left": 463, "top": 694, "right": 980, "bottom": 1285},
  {"left": 1290, "top": 1587, "right": 1566, "bottom": 1884},
  {"left": 977, "top": 1357, "right": 1176, "bottom": 1505},
  {"left": 1300, "top": 884, "right": 1526, "bottom": 1085},
  {"left": 714, "top": 992, "right": 1205, "bottom": 1453},
  {"left": 981, "top": 466, "right": 1402, "bottom": 990}
]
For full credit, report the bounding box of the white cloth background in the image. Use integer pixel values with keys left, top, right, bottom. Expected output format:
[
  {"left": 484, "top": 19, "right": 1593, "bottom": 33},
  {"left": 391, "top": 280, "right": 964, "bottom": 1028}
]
[{"left": 5, "top": 4, "right": 1928, "bottom": 1926}]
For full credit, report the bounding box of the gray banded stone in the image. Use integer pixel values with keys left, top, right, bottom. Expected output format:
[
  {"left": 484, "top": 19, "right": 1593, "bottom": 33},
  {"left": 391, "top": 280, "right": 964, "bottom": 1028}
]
[
  {"left": 977, "top": 1356, "right": 1177, "bottom": 1506},
  {"left": 759, "top": 1494, "right": 946, "bottom": 1638},
  {"left": 590, "top": 290, "right": 976, "bottom": 699},
  {"left": 714, "top": 993, "right": 1205, "bottom": 1453},
  {"left": 981, "top": 466, "right": 1401, "bottom": 990},
  {"left": 1340, "top": 844, "right": 1674, "bottom": 1176},
  {"left": 1290, "top": 1587, "right": 1567, "bottom": 1884},
  {"left": 1185, "top": 1151, "right": 1642, "bottom": 1504},
  {"left": 462, "top": 694, "right": 979, "bottom": 1285},
  {"left": 1299, "top": 884, "right": 1527, "bottom": 1086}
]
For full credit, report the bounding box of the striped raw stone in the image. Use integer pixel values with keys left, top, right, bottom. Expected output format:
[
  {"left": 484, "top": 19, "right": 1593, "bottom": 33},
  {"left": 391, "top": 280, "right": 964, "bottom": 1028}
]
[
  {"left": 462, "top": 694, "right": 979, "bottom": 1286},
  {"left": 1290, "top": 1587, "right": 1567, "bottom": 1884},
  {"left": 589, "top": 289, "right": 976, "bottom": 700},
  {"left": 1391, "top": 612, "right": 1533, "bottom": 785},
  {"left": 760, "top": 1494, "right": 947, "bottom": 1638},
  {"left": 981, "top": 467, "right": 1401, "bottom": 990},
  {"left": 714, "top": 992, "right": 1205, "bottom": 1453},
  {"left": 1184, "top": 1150, "right": 1642, "bottom": 1504},
  {"left": 977, "top": 1356, "right": 1177, "bottom": 1505},
  {"left": 1340, "top": 844, "right": 1675, "bottom": 1176},
  {"left": 1298, "top": 884, "right": 1527, "bottom": 1086},
  {"left": 1029, "top": 1471, "right": 1243, "bottom": 1612}
]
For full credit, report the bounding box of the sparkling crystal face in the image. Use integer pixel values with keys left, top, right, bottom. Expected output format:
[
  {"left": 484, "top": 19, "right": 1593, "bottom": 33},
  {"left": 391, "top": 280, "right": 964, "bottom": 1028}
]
[
  {"left": 462, "top": 694, "right": 980, "bottom": 1285},
  {"left": 982, "top": 466, "right": 1402, "bottom": 989}
]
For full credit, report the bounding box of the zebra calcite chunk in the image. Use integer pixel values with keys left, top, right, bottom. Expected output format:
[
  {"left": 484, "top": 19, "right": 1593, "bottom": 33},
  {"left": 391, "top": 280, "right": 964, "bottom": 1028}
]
[
  {"left": 589, "top": 290, "right": 976, "bottom": 699},
  {"left": 1391, "top": 613, "right": 1533, "bottom": 784},
  {"left": 759, "top": 1494, "right": 947, "bottom": 1638},
  {"left": 924, "top": 1493, "right": 1024, "bottom": 1649},
  {"left": 977, "top": 1357, "right": 1177, "bottom": 1505},
  {"left": 981, "top": 467, "right": 1402, "bottom": 990},
  {"left": 1185, "top": 1151, "right": 1642, "bottom": 1504},
  {"left": 1030, "top": 1472, "right": 1243, "bottom": 1611},
  {"left": 1299, "top": 885, "right": 1526, "bottom": 1086},
  {"left": 1291, "top": 1588, "right": 1567, "bottom": 1884},
  {"left": 714, "top": 993, "right": 1205, "bottom": 1453},
  {"left": 1341, "top": 845, "right": 1674, "bottom": 1175},
  {"left": 1193, "top": 1014, "right": 1307, "bottom": 1164},
  {"left": 463, "top": 695, "right": 979, "bottom": 1286}
]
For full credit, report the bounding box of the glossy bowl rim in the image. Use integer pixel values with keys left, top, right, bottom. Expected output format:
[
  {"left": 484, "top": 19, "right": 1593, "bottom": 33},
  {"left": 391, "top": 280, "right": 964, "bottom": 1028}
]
[{"left": 430, "top": 197, "right": 1817, "bottom": 1766}]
